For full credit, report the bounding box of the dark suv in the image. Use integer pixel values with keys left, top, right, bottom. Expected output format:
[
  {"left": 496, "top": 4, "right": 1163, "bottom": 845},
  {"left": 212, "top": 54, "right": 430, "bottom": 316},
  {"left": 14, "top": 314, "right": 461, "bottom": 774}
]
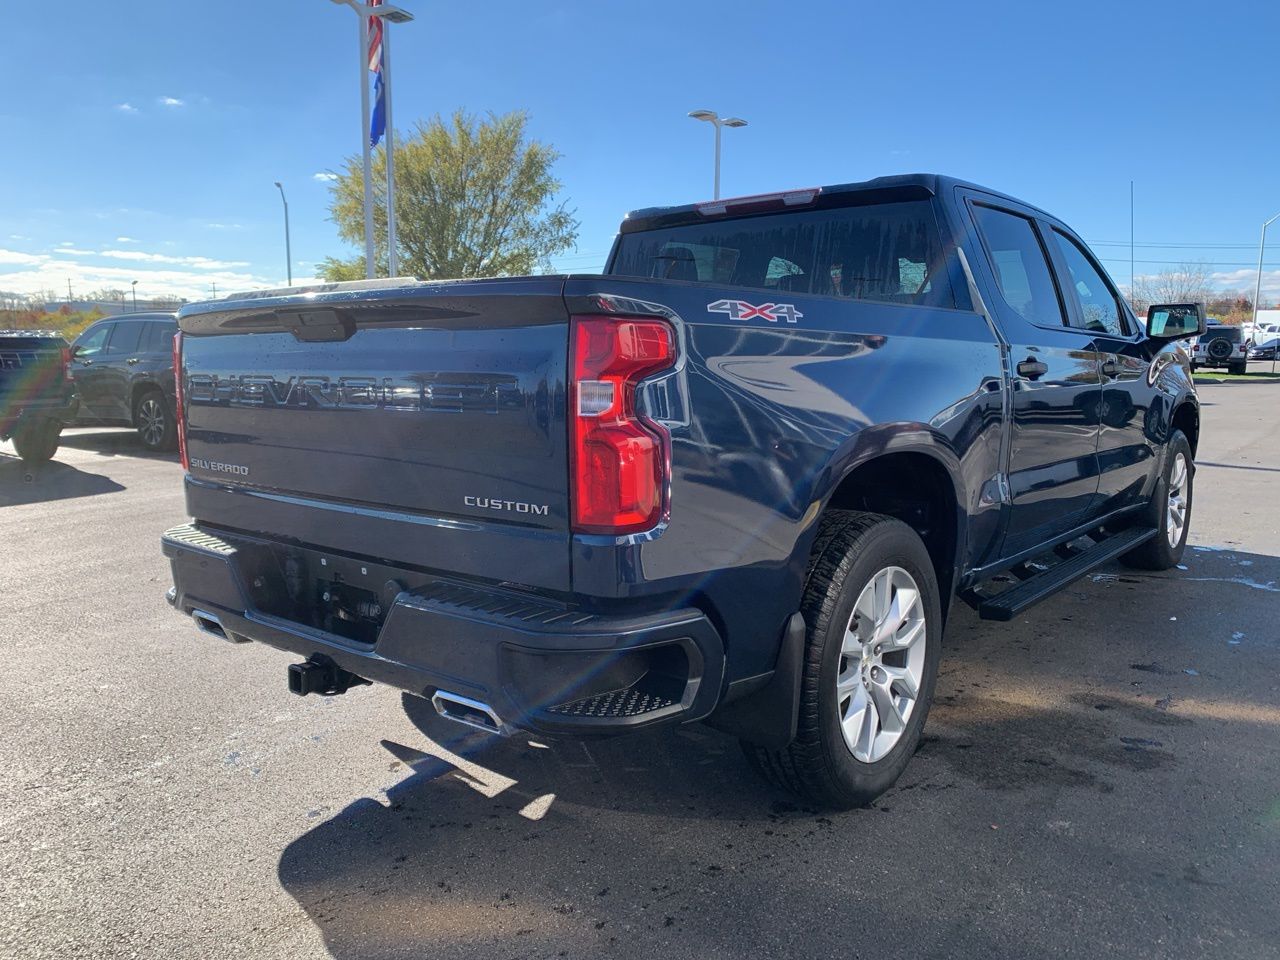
[{"left": 69, "top": 313, "right": 178, "bottom": 451}]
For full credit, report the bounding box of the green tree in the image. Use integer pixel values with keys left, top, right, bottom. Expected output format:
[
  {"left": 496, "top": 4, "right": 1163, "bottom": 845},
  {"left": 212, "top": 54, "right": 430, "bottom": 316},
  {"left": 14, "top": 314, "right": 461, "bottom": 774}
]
[{"left": 320, "top": 110, "right": 579, "bottom": 281}]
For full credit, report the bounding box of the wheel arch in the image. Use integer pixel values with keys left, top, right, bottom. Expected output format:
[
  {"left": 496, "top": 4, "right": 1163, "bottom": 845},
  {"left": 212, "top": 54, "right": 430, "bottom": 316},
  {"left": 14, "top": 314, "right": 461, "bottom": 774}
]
[
  {"left": 809, "top": 428, "right": 966, "bottom": 611},
  {"left": 129, "top": 379, "right": 165, "bottom": 426}
]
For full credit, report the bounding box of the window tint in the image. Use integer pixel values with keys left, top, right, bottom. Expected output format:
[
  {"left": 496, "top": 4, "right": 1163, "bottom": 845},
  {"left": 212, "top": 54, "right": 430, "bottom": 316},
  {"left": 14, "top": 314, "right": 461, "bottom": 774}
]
[
  {"left": 141, "top": 321, "right": 177, "bottom": 354},
  {"left": 1051, "top": 230, "right": 1128, "bottom": 336},
  {"left": 106, "top": 321, "right": 144, "bottom": 356},
  {"left": 611, "top": 200, "right": 957, "bottom": 309},
  {"left": 970, "top": 205, "right": 1064, "bottom": 328},
  {"left": 75, "top": 323, "right": 112, "bottom": 358}
]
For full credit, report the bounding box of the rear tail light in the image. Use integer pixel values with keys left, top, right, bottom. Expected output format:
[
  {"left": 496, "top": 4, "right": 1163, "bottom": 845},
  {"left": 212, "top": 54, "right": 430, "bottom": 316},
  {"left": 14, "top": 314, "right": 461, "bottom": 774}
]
[
  {"left": 570, "top": 316, "right": 675, "bottom": 534},
  {"left": 173, "top": 331, "right": 189, "bottom": 470},
  {"left": 59, "top": 345, "right": 72, "bottom": 382}
]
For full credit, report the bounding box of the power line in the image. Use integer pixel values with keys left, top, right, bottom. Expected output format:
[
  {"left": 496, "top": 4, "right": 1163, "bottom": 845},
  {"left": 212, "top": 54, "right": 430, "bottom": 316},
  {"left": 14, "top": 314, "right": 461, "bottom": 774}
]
[{"left": 1100, "top": 257, "right": 1280, "bottom": 268}]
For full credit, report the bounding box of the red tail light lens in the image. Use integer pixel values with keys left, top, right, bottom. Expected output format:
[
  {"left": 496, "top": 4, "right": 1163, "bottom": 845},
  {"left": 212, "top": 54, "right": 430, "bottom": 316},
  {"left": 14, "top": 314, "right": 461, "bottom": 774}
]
[
  {"left": 173, "top": 331, "right": 189, "bottom": 470},
  {"left": 570, "top": 316, "right": 675, "bottom": 534},
  {"left": 59, "top": 345, "right": 72, "bottom": 382}
]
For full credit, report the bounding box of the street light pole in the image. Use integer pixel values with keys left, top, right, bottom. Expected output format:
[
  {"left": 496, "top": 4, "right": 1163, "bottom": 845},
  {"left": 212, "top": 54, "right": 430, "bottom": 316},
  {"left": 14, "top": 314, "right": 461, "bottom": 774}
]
[
  {"left": 1251, "top": 211, "right": 1280, "bottom": 375},
  {"left": 688, "top": 109, "right": 747, "bottom": 200},
  {"left": 273, "top": 181, "right": 293, "bottom": 286},
  {"left": 131, "top": 280, "right": 137, "bottom": 312}
]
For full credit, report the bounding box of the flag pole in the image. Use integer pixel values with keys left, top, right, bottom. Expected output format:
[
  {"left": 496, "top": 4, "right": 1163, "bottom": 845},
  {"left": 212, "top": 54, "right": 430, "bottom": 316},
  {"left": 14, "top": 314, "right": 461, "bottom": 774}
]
[
  {"left": 383, "top": 21, "right": 398, "bottom": 277},
  {"left": 358, "top": 11, "right": 375, "bottom": 278}
]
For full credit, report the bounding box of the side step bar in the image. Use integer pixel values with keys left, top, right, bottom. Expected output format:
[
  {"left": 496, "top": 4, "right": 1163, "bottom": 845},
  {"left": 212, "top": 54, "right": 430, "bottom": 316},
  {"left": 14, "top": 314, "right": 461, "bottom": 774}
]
[{"left": 977, "top": 527, "right": 1157, "bottom": 621}]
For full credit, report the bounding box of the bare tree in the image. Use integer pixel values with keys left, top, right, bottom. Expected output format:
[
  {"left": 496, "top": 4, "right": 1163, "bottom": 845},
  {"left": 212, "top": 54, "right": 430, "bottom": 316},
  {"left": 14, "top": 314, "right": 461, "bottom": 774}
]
[{"left": 1129, "top": 262, "right": 1214, "bottom": 318}]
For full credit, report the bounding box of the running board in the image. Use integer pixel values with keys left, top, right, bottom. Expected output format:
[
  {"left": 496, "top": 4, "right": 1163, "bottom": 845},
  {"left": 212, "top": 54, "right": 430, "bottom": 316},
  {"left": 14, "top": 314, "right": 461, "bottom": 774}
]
[{"left": 977, "top": 527, "right": 1157, "bottom": 621}]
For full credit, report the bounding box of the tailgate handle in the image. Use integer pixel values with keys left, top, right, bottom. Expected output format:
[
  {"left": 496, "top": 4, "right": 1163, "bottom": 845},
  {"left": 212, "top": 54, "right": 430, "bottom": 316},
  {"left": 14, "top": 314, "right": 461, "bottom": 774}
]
[{"left": 278, "top": 308, "right": 356, "bottom": 343}]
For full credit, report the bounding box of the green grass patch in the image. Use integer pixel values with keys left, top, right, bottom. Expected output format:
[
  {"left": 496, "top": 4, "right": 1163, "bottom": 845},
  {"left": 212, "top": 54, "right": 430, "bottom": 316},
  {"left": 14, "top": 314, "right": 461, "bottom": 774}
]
[{"left": 1193, "top": 371, "right": 1280, "bottom": 383}]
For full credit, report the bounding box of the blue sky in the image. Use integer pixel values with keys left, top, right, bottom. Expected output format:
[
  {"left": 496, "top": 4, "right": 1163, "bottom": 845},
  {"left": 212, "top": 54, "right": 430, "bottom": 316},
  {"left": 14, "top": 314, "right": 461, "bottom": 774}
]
[{"left": 3, "top": 0, "right": 1280, "bottom": 303}]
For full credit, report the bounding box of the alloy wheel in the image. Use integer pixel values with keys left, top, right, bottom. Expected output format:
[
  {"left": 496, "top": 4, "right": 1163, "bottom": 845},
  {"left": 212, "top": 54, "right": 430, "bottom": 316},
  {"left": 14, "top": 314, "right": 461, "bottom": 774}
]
[
  {"left": 1167, "top": 452, "right": 1188, "bottom": 549},
  {"left": 836, "top": 565, "right": 927, "bottom": 763},
  {"left": 139, "top": 397, "right": 166, "bottom": 448}
]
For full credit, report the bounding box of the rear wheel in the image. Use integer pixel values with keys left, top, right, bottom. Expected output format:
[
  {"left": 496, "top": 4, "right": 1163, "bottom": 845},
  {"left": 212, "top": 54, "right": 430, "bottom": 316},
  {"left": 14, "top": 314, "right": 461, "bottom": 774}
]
[
  {"left": 743, "top": 511, "right": 941, "bottom": 809},
  {"left": 12, "top": 415, "right": 61, "bottom": 463},
  {"left": 1121, "top": 430, "right": 1193, "bottom": 570},
  {"left": 134, "top": 389, "right": 177, "bottom": 452}
]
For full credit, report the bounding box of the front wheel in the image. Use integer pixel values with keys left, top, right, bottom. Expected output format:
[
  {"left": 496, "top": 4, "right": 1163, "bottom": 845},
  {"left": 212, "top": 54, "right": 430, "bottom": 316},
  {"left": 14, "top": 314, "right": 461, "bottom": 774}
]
[
  {"left": 12, "top": 416, "right": 61, "bottom": 463},
  {"left": 743, "top": 511, "right": 941, "bottom": 809},
  {"left": 1121, "top": 430, "right": 1193, "bottom": 570}
]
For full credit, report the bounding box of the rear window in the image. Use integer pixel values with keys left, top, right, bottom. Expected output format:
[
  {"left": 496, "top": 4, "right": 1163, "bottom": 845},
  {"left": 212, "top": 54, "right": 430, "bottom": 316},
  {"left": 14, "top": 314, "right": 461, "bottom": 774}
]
[
  {"left": 610, "top": 200, "right": 957, "bottom": 309},
  {"left": 1204, "top": 326, "right": 1242, "bottom": 342}
]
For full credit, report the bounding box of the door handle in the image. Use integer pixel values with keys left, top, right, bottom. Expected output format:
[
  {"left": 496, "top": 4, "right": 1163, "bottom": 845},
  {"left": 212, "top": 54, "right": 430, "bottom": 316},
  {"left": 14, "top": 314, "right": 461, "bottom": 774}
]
[
  {"left": 126, "top": 357, "right": 140, "bottom": 365},
  {"left": 79, "top": 359, "right": 93, "bottom": 366},
  {"left": 1016, "top": 358, "right": 1048, "bottom": 380},
  {"left": 1099, "top": 359, "right": 1120, "bottom": 378}
]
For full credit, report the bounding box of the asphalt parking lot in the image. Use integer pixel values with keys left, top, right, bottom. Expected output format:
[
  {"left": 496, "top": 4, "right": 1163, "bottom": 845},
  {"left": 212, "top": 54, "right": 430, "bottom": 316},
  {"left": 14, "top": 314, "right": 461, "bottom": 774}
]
[{"left": 1, "top": 381, "right": 1277, "bottom": 960}]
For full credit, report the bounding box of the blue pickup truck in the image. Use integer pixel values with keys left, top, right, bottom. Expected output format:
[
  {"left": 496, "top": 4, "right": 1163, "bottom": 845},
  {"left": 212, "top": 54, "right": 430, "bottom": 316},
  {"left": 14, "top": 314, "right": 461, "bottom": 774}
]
[{"left": 163, "top": 175, "right": 1204, "bottom": 807}]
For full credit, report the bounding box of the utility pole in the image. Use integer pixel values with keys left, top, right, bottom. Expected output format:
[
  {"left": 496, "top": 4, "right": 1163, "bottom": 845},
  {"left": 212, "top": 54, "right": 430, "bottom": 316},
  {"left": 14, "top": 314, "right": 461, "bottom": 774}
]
[{"left": 1129, "top": 180, "right": 1135, "bottom": 302}]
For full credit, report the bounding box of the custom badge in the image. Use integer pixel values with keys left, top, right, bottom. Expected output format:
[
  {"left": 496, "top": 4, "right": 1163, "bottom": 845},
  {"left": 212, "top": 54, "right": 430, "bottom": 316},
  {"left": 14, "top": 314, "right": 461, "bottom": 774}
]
[{"left": 707, "top": 299, "right": 803, "bottom": 324}]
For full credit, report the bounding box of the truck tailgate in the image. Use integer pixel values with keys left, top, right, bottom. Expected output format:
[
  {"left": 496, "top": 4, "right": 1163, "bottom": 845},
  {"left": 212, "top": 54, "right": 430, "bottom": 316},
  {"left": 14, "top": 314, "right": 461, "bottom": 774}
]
[{"left": 177, "top": 278, "right": 571, "bottom": 591}]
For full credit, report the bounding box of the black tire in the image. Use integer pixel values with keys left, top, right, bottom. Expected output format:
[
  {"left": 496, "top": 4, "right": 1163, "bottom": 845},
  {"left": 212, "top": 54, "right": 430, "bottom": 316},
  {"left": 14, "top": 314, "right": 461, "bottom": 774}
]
[
  {"left": 743, "top": 511, "right": 942, "bottom": 809},
  {"left": 1228, "top": 361, "right": 1247, "bottom": 375},
  {"left": 134, "top": 389, "right": 177, "bottom": 451},
  {"left": 12, "top": 416, "right": 61, "bottom": 463},
  {"left": 1120, "top": 430, "right": 1193, "bottom": 570}
]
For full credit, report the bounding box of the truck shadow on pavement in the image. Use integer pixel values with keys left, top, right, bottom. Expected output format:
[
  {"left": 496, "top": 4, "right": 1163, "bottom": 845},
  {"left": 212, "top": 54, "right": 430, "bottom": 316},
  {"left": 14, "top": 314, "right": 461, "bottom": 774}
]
[
  {"left": 56, "top": 427, "right": 180, "bottom": 461},
  {"left": 276, "top": 548, "right": 1280, "bottom": 959},
  {"left": 0, "top": 453, "right": 125, "bottom": 506}
]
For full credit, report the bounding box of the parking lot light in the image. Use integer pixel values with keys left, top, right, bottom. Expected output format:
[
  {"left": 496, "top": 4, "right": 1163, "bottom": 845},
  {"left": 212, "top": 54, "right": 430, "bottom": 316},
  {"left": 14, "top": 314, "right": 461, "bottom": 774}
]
[
  {"left": 1251, "top": 210, "right": 1280, "bottom": 375},
  {"left": 273, "top": 181, "right": 292, "bottom": 286},
  {"left": 688, "top": 109, "right": 748, "bottom": 201}
]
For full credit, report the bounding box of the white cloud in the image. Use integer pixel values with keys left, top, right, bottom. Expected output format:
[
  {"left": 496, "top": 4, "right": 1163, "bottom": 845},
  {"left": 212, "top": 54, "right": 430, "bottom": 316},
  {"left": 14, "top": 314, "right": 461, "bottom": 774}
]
[
  {"left": 0, "top": 248, "right": 47, "bottom": 266},
  {"left": 51, "top": 247, "right": 97, "bottom": 257},
  {"left": 116, "top": 102, "right": 138, "bottom": 114},
  {"left": 97, "top": 248, "right": 250, "bottom": 269},
  {"left": 8, "top": 234, "right": 29, "bottom": 241},
  {"left": 313, "top": 172, "right": 339, "bottom": 182},
  {"left": 204, "top": 222, "right": 244, "bottom": 230},
  {"left": 116, "top": 236, "right": 136, "bottom": 243},
  {"left": 58, "top": 241, "right": 75, "bottom": 247},
  {"left": 158, "top": 96, "right": 185, "bottom": 108}
]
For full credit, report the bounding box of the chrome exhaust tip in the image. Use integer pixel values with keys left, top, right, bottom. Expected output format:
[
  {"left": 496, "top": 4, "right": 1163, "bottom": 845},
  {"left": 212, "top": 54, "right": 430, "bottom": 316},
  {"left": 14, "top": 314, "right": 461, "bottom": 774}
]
[
  {"left": 191, "top": 609, "right": 248, "bottom": 644},
  {"left": 431, "top": 690, "right": 507, "bottom": 735}
]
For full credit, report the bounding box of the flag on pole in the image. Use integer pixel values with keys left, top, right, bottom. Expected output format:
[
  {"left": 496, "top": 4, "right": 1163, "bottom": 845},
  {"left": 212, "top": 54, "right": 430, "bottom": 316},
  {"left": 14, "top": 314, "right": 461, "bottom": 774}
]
[{"left": 368, "top": 0, "right": 386, "bottom": 147}]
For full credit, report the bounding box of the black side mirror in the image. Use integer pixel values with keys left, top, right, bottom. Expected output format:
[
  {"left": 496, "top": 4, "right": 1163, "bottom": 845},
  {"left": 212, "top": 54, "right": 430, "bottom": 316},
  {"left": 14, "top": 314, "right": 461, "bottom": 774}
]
[
  {"left": 1146, "top": 303, "right": 1206, "bottom": 341},
  {"left": 69, "top": 343, "right": 83, "bottom": 358}
]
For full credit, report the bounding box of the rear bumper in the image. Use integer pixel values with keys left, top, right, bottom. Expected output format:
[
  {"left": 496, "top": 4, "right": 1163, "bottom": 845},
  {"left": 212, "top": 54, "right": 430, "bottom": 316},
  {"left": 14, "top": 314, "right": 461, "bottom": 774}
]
[
  {"left": 1, "top": 395, "right": 78, "bottom": 437},
  {"left": 161, "top": 522, "right": 725, "bottom": 736}
]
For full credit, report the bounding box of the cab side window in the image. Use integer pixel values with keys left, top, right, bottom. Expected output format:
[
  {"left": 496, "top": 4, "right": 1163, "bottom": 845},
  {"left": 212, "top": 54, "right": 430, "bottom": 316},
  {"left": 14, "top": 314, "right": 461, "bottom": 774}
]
[
  {"left": 75, "top": 323, "right": 113, "bottom": 358},
  {"left": 1050, "top": 230, "right": 1129, "bottom": 337},
  {"left": 970, "top": 205, "right": 1065, "bottom": 328}
]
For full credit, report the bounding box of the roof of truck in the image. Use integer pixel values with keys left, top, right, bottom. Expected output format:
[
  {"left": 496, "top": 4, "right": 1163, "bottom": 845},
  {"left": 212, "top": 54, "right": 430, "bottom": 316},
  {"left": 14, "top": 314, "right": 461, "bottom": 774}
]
[{"left": 619, "top": 173, "right": 1055, "bottom": 234}]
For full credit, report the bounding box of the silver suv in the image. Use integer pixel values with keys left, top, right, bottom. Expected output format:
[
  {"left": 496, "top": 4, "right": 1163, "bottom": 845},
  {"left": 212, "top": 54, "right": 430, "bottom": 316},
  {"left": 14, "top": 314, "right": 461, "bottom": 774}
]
[{"left": 1192, "top": 324, "right": 1248, "bottom": 374}]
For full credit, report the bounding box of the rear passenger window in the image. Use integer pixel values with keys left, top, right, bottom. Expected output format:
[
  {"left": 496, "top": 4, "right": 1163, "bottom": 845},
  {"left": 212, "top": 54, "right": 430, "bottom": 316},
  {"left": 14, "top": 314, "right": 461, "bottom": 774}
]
[
  {"left": 971, "top": 205, "right": 1065, "bottom": 328},
  {"left": 611, "top": 199, "right": 957, "bottom": 309},
  {"left": 1050, "top": 230, "right": 1129, "bottom": 337},
  {"left": 141, "top": 321, "right": 177, "bottom": 354},
  {"left": 106, "top": 322, "right": 143, "bottom": 356}
]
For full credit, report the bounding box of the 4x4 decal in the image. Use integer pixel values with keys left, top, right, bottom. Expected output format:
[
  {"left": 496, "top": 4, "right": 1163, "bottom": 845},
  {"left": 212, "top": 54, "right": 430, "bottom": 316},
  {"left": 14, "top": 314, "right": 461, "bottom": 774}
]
[{"left": 707, "top": 299, "right": 803, "bottom": 325}]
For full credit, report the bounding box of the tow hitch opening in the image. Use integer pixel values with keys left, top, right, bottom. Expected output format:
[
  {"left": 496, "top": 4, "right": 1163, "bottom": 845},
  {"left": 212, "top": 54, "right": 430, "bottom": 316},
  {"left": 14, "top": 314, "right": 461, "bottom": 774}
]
[{"left": 287, "top": 657, "right": 371, "bottom": 697}]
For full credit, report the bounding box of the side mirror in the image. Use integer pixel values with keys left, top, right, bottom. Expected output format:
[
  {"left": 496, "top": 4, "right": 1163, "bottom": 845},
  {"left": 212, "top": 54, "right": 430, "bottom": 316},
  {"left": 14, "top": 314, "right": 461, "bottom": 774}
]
[
  {"left": 1146, "top": 302, "right": 1206, "bottom": 341},
  {"left": 69, "top": 343, "right": 83, "bottom": 358}
]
